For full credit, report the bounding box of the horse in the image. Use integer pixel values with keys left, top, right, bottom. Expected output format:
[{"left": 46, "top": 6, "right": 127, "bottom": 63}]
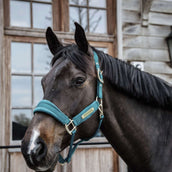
[{"left": 21, "top": 22, "right": 172, "bottom": 172}]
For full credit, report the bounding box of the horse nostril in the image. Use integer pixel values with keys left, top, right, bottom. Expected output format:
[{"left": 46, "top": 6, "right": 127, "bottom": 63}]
[{"left": 31, "top": 137, "right": 47, "bottom": 162}]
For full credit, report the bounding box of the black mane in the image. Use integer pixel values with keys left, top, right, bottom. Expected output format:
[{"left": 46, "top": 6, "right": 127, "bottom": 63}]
[
  {"left": 94, "top": 48, "right": 172, "bottom": 110},
  {"left": 51, "top": 45, "right": 172, "bottom": 110}
]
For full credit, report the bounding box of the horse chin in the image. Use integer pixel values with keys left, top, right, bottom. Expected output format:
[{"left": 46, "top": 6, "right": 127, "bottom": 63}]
[
  {"left": 35, "top": 164, "right": 56, "bottom": 172},
  {"left": 23, "top": 147, "right": 60, "bottom": 172},
  {"left": 33, "top": 153, "right": 59, "bottom": 172}
]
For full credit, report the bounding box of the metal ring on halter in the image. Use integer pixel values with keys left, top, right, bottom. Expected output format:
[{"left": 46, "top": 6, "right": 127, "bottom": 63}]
[
  {"left": 96, "top": 97, "right": 103, "bottom": 118},
  {"left": 98, "top": 103, "right": 103, "bottom": 118},
  {"left": 65, "top": 120, "right": 76, "bottom": 135},
  {"left": 97, "top": 69, "right": 104, "bottom": 83}
]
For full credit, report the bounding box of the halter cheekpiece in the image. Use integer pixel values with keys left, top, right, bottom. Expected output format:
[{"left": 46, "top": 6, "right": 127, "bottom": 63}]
[{"left": 33, "top": 51, "right": 104, "bottom": 164}]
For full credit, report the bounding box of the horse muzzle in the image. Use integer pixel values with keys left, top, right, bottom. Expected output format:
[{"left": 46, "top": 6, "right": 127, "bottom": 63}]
[{"left": 21, "top": 136, "right": 48, "bottom": 170}]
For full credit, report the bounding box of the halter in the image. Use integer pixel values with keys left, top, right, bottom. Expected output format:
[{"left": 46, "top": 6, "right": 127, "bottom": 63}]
[{"left": 33, "top": 51, "right": 104, "bottom": 164}]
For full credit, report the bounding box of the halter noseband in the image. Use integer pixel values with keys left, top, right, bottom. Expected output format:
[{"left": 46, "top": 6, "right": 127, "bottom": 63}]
[{"left": 33, "top": 51, "right": 104, "bottom": 164}]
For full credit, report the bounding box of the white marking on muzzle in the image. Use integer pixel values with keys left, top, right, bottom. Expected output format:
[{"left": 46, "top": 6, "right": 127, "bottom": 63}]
[{"left": 27, "top": 129, "right": 40, "bottom": 154}]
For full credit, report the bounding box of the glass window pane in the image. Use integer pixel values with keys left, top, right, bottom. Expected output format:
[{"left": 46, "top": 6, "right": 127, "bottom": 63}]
[
  {"left": 12, "top": 109, "right": 32, "bottom": 140},
  {"left": 89, "top": 9, "right": 107, "bottom": 33},
  {"left": 11, "top": 76, "right": 32, "bottom": 107},
  {"left": 10, "top": 1, "right": 31, "bottom": 27},
  {"left": 34, "top": 0, "right": 52, "bottom": 2},
  {"left": 11, "top": 42, "right": 31, "bottom": 73},
  {"left": 69, "top": 7, "right": 88, "bottom": 32},
  {"left": 33, "top": 44, "right": 51, "bottom": 74},
  {"left": 33, "top": 3, "right": 52, "bottom": 29},
  {"left": 89, "top": 0, "right": 106, "bottom": 8},
  {"left": 34, "top": 77, "right": 43, "bottom": 106},
  {"left": 69, "top": 0, "right": 87, "bottom": 6}
]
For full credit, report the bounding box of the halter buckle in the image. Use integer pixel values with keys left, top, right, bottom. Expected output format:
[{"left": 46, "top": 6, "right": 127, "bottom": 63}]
[
  {"left": 98, "top": 103, "right": 104, "bottom": 118},
  {"left": 97, "top": 69, "right": 104, "bottom": 84},
  {"left": 96, "top": 97, "right": 104, "bottom": 118},
  {"left": 65, "top": 120, "right": 76, "bottom": 135},
  {"left": 59, "top": 162, "right": 65, "bottom": 166}
]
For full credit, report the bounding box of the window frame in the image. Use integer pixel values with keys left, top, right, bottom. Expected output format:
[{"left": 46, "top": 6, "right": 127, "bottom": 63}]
[
  {"left": 4, "top": 0, "right": 116, "bottom": 34},
  {"left": 7, "top": 36, "right": 115, "bottom": 148},
  {"left": 69, "top": 0, "right": 107, "bottom": 33},
  {"left": 11, "top": 0, "right": 53, "bottom": 29},
  {"left": 10, "top": 40, "right": 52, "bottom": 141},
  {"left": 6, "top": 36, "right": 47, "bottom": 146},
  {"left": 4, "top": 0, "right": 69, "bottom": 31},
  {"left": 4, "top": 0, "right": 117, "bottom": 149},
  {"left": 5, "top": 0, "right": 54, "bottom": 29}
]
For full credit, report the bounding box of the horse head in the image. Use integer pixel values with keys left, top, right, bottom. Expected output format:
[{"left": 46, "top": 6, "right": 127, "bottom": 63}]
[{"left": 21, "top": 23, "right": 101, "bottom": 171}]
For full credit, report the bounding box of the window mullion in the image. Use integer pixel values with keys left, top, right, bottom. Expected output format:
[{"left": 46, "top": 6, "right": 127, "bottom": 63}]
[
  {"left": 31, "top": 43, "right": 34, "bottom": 109},
  {"left": 30, "top": 1, "right": 33, "bottom": 28}
]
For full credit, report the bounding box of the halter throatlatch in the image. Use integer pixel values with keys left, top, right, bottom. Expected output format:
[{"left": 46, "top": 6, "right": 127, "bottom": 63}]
[{"left": 33, "top": 51, "right": 104, "bottom": 164}]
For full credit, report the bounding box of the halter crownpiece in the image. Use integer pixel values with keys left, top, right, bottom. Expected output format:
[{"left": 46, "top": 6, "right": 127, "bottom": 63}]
[{"left": 33, "top": 51, "right": 104, "bottom": 164}]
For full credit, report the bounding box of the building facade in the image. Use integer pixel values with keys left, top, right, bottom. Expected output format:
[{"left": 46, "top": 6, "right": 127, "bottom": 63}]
[{"left": 0, "top": 0, "right": 171, "bottom": 172}]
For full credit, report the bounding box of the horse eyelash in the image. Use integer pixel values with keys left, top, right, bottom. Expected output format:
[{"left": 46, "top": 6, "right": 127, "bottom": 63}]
[{"left": 71, "top": 77, "right": 86, "bottom": 87}]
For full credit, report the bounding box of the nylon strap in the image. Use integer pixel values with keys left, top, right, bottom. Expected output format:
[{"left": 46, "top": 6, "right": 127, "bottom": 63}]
[
  {"left": 34, "top": 100, "right": 70, "bottom": 125},
  {"left": 58, "top": 116, "right": 104, "bottom": 164},
  {"left": 93, "top": 51, "right": 103, "bottom": 99},
  {"left": 34, "top": 100, "right": 99, "bottom": 127}
]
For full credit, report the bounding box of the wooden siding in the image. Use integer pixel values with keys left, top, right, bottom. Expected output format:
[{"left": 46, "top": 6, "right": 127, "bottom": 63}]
[
  {"left": 10, "top": 153, "right": 33, "bottom": 172},
  {"left": 149, "top": 12, "right": 172, "bottom": 26},
  {"left": 9, "top": 148, "right": 117, "bottom": 172},
  {"left": 0, "top": 0, "right": 10, "bottom": 171},
  {"left": 123, "top": 24, "right": 171, "bottom": 37},
  {"left": 151, "top": 0, "right": 172, "bottom": 14},
  {"left": 122, "top": 0, "right": 172, "bottom": 84},
  {"left": 71, "top": 148, "right": 117, "bottom": 172}
]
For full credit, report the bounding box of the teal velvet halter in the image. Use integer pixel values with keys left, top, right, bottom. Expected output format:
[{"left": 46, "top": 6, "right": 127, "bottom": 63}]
[{"left": 33, "top": 51, "right": 104, "bottom": 164}]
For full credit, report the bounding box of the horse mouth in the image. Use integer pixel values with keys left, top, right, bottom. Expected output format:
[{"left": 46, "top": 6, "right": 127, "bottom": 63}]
[
  {"left": 22, "top": 146, "right": 60, "bottom": 172},
  {"left": 28, "top": 154, "right": 59, "bottom": 172}
]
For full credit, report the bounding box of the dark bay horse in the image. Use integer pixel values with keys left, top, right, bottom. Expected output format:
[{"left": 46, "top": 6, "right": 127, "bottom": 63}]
[{"left": 21, "top": 23, "right": 172, "bottom": 172}]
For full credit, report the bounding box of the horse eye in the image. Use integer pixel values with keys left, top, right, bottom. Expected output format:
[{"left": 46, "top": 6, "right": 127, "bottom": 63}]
[{"left": 73, "top": 77, "right": 86, "bottom": 87}]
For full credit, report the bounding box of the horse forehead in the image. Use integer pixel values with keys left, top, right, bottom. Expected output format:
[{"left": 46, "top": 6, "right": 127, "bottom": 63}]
[
  {"left": 54, "top": 58, "right": 73, "bottom": 73},
  {"left": 46, "top": 59, "right": 76, "bottom": 81}
]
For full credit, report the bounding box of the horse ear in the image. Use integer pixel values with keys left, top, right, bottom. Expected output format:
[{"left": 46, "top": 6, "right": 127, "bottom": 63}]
[
  {"left": 46, "top": 27, "right": 63, "bottom": 55},
  {"left": 74, "top": 22, "right": 89, "bottom": 54}
]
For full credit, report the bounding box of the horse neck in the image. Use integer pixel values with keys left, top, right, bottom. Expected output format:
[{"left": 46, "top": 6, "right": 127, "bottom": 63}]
[{"left": 101, "top": 78, "right": 172, "bottom": 172}]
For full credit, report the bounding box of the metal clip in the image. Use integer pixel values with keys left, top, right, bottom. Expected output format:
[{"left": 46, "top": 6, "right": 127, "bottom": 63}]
[
  {"left": 59, "top": 162, "right": 65, "bottom": 166},
  {"left": 65, "top": 120, "right": 76, "bottom": 135},
  {"left": 96, "top": 97, "right": 104, "bottom": 118},
  {"left": 97, "top": 69, "right": 104, "bottom": 84},
  {"left": 98, "top": 104, "right": 104, "bottom": 118}
]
